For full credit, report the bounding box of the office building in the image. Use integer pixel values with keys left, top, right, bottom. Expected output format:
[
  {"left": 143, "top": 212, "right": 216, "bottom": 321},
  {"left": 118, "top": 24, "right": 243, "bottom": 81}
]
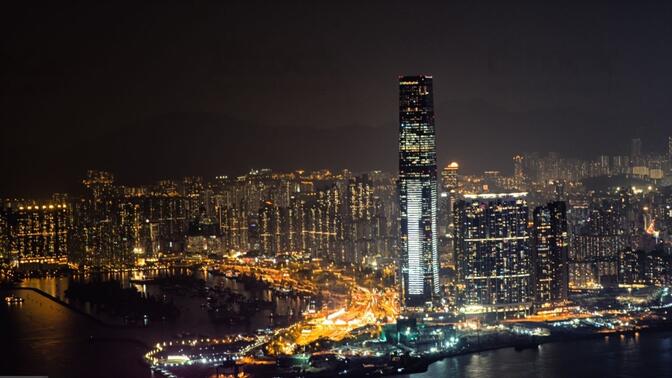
[{"left": 398, "top": 75, "right": 440, "bottom": 307}]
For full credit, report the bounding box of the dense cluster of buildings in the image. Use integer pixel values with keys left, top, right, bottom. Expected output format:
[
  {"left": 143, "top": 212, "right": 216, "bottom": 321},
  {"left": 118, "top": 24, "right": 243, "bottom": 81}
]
[
  {"left": 446, "top": 146, "right": 672, "bottom": 316},
  {"left": 396, "top": 76, "right": 672, "bottom": 316},
  {"left": 2, "top": 75, "right": 672, "bottom": 319},
  {"left": 515, "top": 137, "right": 672, "bottom": 183},
  {"left": 449, "top": 144, "right": 672, "bottom": 317},
  {"left": 0, "top": 169, "right": 400, "bottom": 272}
]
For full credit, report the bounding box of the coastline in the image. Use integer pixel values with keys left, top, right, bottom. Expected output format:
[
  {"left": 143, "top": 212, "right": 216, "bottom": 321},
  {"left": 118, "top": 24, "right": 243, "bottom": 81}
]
[
  {"left": 6, "top": 285, "right": 672, "bottom": 378},
  {"left": 411, "top": 324, "right": 672, "bottom": 376}
]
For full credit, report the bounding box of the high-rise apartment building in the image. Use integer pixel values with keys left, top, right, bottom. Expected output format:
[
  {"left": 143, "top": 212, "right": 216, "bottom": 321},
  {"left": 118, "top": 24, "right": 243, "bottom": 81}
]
[
  {"left": 569, "top": 201, "right": 625, "bottom": 289},
  {"left": 532, "top": 201, "right": 569, "bottom": 307},
  {"left": 454, "top": 193, "right": 532, "bottom": 315},
  {"left": 2, "top": 201, "right": 71, "bottom": 269},
  {"left": 439, "top": 162, "right": 459, "bottom": 237}
]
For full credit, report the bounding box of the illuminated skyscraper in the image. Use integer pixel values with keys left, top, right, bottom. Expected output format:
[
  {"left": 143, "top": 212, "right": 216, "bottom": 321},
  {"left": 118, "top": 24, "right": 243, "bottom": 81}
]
[
  {"left": 398, "top": 75, "right": 440, "bottom": 307},
  {"left": 513, "top": 155, "right": 524, "bottom": 179},
  {"left": 569, "top": 201, "right": 625, "bottom": 289},
  {"left": 344, "top": 174, "right": 376, "bottom": 265},
  {"left": 532, "top": 201, "right": 569, "bottom": 307},
  {"left": 454, "top": 193, "right": 532, "bottom": 315},
  {"left": 2, "top": 201, "right": 71, "bottom": 269},
  {"left": 439, "top": 162, "right": 459, "bottom": 236}
]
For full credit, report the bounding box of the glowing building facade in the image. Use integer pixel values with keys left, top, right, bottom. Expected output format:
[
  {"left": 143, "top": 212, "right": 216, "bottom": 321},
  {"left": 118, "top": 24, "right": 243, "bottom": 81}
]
[
  {"left": 1, "top": 201, "right": 71, "bottom": 268},
  {"left": 532, "top": 201, "right": 569, "bottom": 306},
  {"left": 454, "top": 193, "right": 532, "bottom": 314},
  {"left": 439, "top": 162, "right": 459, "bottom": 235},
  {"left": 398, "top": 75, "right": 440, "bottom": 307}
]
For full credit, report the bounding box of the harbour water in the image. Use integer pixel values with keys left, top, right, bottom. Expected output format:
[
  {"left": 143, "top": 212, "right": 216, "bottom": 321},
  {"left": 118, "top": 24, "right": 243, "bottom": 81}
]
[
  {"left": 0, "top": 288, "right": 150, "bottom": 377},
  {"left": 2, "top": 276, "right": 671, "bottom": 377},
  {"left": 405, "top": 330, "right": 672, "bottom": 378},
  {"left": 19, "top": 269, "right": 306, "bottom": 341},
  {"left": 2, "top": 271, "right": 307, "bottom": 377}
]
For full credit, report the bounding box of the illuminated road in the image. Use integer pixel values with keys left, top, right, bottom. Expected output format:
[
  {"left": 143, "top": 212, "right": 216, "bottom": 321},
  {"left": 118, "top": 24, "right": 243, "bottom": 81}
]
[
  {"left": 208, "top": 259, "right": 399, "bottom": 356},
  {"left": 266, "top": 284, "right": 398, "bottom": 355}
]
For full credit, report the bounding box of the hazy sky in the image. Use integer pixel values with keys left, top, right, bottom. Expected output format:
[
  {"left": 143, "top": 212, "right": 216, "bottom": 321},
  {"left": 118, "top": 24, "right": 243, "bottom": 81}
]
[{"left": 2, "top": 1, "right": 672, "bottom": 196}]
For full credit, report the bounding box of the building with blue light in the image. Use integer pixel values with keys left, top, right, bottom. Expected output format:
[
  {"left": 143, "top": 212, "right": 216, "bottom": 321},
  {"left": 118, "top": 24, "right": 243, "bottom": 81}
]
[{"left": 398, "top": 75, "right": 440, "bottom": 308}]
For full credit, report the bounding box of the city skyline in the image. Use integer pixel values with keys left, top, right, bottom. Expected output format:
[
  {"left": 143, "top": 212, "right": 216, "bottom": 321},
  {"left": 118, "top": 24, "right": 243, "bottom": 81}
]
[
  {"left": 3, "top": 2, "right": 672, "bottom": 378},
  {"left": 2, "top": 133, "right": 670, "bottom": 199}
]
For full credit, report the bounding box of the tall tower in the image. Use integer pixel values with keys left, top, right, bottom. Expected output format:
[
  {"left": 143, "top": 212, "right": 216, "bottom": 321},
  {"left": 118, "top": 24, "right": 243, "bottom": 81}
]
[
  {"left": 454, "top": 193, "right": 532, "bottom": 315},
  {"left": 398, "top": 75, "right": 439, "bottom": 308},
  {"left": 513, "top": 155, "right": 525, "bottom": 179},
  {"left": 532, "top": 201, "right": 569, "bottom": 307},
  {"left": 441, "top": 162, "right": 459, "bottom": 192},
  {"left": 439, "top": 162, "right": 459, "bottom": 235}
]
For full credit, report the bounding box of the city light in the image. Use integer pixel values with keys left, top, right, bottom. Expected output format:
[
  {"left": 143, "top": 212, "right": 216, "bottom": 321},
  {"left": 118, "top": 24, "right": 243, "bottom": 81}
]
[{"left": 3, "top": 4, "right": 672, "bottom": 376}]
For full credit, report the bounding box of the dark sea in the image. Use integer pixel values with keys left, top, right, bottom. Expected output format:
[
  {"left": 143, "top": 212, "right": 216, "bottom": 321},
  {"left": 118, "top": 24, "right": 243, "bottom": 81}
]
[
  {"left": 405, "top": 330, "right": 672, "bottom": 378},
  {"left": 2, "top": 287, "right": 671, "bottom": 378}
]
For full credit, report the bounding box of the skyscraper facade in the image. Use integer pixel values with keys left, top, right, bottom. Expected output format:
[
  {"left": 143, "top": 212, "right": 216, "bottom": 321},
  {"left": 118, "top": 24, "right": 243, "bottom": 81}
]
[
  {"left": 569, "top": 200, "right": 625, "bottom": 289},
  {"left": 1, "top": 200, "right": 71, "bottom": 269},
  {"left": 513, "top": 155, "right": 525, "bottom": 180},
  {"left": 439, "top": 162, "right": 459, "bottom": 237},
  {"left": 532, "top": 201, "right": 569, "bottom": 307},
  {"left": 454, "top": 193, "right": 532, "bottom": 315},
  {"left": 441, "top": 162, "right": 459, "bottom": 191},
  {"left": 398, "top": 75, "right": 440, "bottom": 308}
]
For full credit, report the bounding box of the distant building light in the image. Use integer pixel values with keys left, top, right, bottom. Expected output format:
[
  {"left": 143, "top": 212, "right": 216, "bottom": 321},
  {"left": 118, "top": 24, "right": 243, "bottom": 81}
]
[{"left": 463, "top": 192, "right": 528, "bottom": 199}]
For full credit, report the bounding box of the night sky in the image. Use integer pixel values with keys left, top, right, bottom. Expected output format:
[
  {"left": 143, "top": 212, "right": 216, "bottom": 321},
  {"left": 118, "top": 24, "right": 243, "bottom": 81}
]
[{"left": 2, "top": 1, "right": 672, "bottom": 197}]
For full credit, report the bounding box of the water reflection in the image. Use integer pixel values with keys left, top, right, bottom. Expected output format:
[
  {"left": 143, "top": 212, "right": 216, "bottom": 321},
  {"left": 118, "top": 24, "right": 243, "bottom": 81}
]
[
  {"left": 0, "top": 289, "right": 150, "bottom": 378},
  {"left": 405, "top": 331, "right": 672, "bottom": 378},
  {"left": 19, "top": 268, "right": 307, "bottom": 338}
]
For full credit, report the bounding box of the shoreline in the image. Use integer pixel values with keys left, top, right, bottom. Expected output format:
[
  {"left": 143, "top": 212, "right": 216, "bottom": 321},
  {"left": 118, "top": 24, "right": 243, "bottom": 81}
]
[
  {"left": 288, "top": 326, "right": 672, "bottom": 378},
  {"left": 413, "top": 324, "right": 672, "bottom": 375},
  {"left": 7, "top": 285, "right": 672, "bottom": 378}
]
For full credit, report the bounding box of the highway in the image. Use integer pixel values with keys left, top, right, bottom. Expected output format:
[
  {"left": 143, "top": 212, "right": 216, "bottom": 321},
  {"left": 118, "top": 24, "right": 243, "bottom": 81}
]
[
  {"left": 211, "top": 258, "right": 399, "bottom": 355},
  {"left": 268, "top": 284, "right": 398, "bottom": 355}
]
